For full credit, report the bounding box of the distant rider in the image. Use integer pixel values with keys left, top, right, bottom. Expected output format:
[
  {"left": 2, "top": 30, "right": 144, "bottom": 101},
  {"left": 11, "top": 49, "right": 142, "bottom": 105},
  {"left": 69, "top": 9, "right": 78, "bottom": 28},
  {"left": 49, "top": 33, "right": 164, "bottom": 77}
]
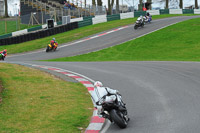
[
  {"left": 92, "top": 81, "right": 128, "bottom": 119},
  {"left": 50, "top": 38, "right": 58, "bottom": 49},
  {"left": 0, "top": 49, "right": 7, "bottom": 61},
  {"left": 145, "top": 12, "right": 152, "bottom": 23}
]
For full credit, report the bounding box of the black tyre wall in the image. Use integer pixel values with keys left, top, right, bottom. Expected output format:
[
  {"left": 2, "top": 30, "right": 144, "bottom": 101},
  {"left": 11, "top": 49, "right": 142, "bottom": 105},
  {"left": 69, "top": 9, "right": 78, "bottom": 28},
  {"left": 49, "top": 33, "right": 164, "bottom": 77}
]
[{"left": 0, "top": 22, "right": 78, "bottom": 46}]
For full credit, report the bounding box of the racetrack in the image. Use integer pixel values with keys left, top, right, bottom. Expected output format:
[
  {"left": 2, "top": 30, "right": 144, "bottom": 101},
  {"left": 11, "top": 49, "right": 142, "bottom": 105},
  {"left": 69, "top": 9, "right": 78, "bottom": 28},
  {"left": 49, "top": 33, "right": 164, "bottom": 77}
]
[{"left": 6, "top": 16, "right": 200, "bottom": 133}]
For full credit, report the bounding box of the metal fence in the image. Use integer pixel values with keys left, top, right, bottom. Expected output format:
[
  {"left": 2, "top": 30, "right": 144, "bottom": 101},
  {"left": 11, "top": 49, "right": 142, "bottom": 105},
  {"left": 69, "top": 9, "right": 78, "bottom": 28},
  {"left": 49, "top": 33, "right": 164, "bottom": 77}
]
[{"left": 0, "top": 17, "right": 21, "bottom": 36}]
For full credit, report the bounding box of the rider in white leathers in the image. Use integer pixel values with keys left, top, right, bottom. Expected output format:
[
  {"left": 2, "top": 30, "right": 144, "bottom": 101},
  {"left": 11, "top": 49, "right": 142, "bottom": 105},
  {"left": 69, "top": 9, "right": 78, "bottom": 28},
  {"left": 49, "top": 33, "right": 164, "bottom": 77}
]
[
  {"left": 137, "top": 15, "right": 144, "bottom": 23},
  {"left": 92, "top": 81, "right": 125, "bottom": 117}
]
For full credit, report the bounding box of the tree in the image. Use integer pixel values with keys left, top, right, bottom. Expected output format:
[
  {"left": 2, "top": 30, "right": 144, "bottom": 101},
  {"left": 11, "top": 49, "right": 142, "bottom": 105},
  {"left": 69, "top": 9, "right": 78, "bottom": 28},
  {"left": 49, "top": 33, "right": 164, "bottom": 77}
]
[
  {"left": 139, "top": 0, "right": 143, "bottom": 10},
  {"left": 97, "top": 0, "right": 102, "bottom": 6},
  {"left": 165, "top": 0, "right": 169, "bottom": 9},
  {"left": 4, "top": 0, "right": 9, "bottom": 17},
  {"left": 195, "top": 0, "right": 198, "bottom": 9},
  {"left": 179, "top": 0, "right": 183, "bottom": 9},
  {"left": 116, "top": 0, "right": 119, "bottom": 13},
  {"left": 92, "top": 0, "right": 96, "bottom": 6},
  {"left": 107, "top": 0, "right": 114, "bottom": 15}
]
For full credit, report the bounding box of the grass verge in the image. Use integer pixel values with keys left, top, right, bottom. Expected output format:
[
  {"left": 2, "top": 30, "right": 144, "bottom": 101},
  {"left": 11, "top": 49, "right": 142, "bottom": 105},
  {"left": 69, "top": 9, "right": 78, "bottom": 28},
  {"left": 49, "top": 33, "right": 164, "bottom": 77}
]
[
  {"left": 0, "top": 20, "right": 40, "bottom": 36},
  {"left": 0, "top": 14, "right": 196, "bottom": 54},
  {"left": 45, "top": 17, "right": 200, "bottom": 62},
  {"left": 0, "top": 63, "right": 93, "bottom": 132}
]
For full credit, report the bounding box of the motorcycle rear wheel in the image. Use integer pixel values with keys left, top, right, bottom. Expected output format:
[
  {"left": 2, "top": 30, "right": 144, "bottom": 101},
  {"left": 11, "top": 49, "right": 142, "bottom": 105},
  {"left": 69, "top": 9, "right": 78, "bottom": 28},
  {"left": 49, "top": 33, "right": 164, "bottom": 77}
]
[
  {"left": 110, "top": 109, "right": 127, "bottom": 128},
  {"left": 46, "top": 46, "right": 50, "bottom": 52}
]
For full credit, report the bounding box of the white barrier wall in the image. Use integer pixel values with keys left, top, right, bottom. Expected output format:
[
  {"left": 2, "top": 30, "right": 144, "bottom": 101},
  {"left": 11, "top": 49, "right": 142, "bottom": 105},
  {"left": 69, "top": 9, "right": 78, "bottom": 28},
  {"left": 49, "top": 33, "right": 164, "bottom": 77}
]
[
  {"left": 169, "top": 9, "right": 183, "bottom": 14},
  {"left": 42, "top": 24, "right": 47, "bottom": 29},
  {"left": 147, "top": 10, "right": 160, "bottom": 15},
  {"left": 70, "top": 17, "right": 83, "bottom": 23},
  {"left": 194, "top": 9, "right": 200, "bottom": 14},
  {"left": 92, "top": 15, "right": 107, "bottom": 24},
  {"left": 54, "top": 22, "right": 57, "bottom": 26},
  {"left": 120, "top": 12, "right": 134, "bottom": 19},
  {"left": 12, "top": 29, "right": 28, "bottom": 36}
]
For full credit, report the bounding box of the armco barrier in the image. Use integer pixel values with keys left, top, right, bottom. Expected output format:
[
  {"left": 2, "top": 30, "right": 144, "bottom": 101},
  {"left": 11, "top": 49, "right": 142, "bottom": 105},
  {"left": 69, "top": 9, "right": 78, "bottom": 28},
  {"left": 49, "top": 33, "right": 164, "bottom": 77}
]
[
  {"left": 57, "top": 21, "right": 62, "bottom": 25},
  {"left": 78, "top": 19, "right": 93, "bottom": 28},
  {"left": 27, "top": 26, "right": 42, "bottom": 32},
  {"left": 107, "top": 14, "right": 120, "bottom": 22},
  {"left": 134, "top": 11, "right": 146, "bottom": 17},
  {"left": 107, "top": 14, "right": 120, "bottom": 21},
  {"left": 183, "top": 9, "right": 194, "bottom": 14},
  {"left": 0, "top": 33, "right": 12, "bottom": 40},
  {"left": 83, "top": 16, "right": 94, "bottom": 20},
  {"left": 159, "top": 9, "right": 169, "bottom": 14}
]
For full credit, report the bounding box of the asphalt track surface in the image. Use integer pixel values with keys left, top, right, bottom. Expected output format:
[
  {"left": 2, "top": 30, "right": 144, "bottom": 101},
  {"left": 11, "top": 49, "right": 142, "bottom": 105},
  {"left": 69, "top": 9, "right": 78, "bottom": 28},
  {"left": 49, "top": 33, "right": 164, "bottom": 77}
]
[{"left": 5, "top": 15, "right": 200, "bottom": 133}]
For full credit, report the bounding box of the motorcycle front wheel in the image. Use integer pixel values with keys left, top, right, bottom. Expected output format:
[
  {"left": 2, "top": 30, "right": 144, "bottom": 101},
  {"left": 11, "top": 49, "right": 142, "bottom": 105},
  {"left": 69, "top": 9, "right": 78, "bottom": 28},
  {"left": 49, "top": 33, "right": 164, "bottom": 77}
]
[
  {"left": 53, "top": 47, "right": 57, "bottom": 51},
  {"left": 110, "top": 109, "right": 127, "bottom": 128},
  {"left": 134, "top": 25, "right": 138, "bottom": 30}
]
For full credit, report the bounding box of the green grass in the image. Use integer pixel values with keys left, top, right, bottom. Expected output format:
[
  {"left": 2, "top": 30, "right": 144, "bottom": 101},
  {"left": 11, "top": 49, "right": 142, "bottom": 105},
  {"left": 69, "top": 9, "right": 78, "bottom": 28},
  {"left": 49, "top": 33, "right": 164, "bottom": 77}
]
[
  {"left": 45, "top": 17, "right": 200, "bottom": 62},
  {"left": 0, "top": 63, "right": 93, "bottom": 132},
  {"left": 0, "top": 14, "right": 196, "bottom": 54},
  {"left": 0, "top": 20, "right": 40, "bottom": 36}
]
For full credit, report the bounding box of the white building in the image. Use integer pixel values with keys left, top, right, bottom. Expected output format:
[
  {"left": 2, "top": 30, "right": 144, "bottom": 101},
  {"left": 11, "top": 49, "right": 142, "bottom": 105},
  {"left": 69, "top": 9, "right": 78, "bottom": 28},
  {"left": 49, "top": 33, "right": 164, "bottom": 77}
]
[{"left": 0, "top": 0, "right": 4, "bottom": 16}]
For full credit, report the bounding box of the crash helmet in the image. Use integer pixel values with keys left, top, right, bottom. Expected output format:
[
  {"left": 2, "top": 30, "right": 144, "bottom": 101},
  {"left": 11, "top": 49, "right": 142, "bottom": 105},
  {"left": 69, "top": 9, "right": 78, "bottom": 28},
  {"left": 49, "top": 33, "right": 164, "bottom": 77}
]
[
  {"left": 94, "top": 81, "right": 103, "bottom": 87},
  {"left": 52, "top": 38, "right": 56, "bottom": 41},
  {"left": 3, "top": 49, "right": 7, "bottom": 54}
]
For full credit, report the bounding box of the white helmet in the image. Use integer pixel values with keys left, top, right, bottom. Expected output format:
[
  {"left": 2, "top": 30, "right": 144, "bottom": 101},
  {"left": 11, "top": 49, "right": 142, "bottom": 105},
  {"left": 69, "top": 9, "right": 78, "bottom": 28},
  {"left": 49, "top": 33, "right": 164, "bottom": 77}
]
[{"left": 94, "top": 81, "right": 103, "bottom": 87}]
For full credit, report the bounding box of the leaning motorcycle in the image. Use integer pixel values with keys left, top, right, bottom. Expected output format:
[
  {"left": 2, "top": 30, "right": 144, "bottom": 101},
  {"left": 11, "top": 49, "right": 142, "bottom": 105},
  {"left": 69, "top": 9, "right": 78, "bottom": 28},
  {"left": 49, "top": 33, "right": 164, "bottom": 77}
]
[
  {"left": 46, "top": 43, "right": 58, "bottom": 52},
  {"left": 100, "top": 94, "right": 129, "bottom": 128},
  {"left": 134, "top": 19, "right": 144, "bottom": 30},
  {"left": 0, "top": 53, "right": 5, "bottom": 61}
]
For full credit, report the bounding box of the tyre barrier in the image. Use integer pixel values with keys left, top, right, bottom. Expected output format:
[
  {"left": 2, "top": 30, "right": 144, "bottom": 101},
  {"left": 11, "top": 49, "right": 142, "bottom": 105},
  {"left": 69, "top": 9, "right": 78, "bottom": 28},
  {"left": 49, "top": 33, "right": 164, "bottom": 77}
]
[{"left": 0, "top": 22, "right": 78, "bottom": 46}]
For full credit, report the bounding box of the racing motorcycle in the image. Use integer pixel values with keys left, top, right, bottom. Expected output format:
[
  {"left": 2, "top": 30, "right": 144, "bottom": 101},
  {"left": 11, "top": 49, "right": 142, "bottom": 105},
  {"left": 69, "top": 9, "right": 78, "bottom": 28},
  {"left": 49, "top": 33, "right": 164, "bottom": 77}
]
[
  {"left": 143, "top": 15, "right": 152, "bottom": 24},
  {"left": 100, "top": 94, "right": 129, "bottom": 128},
  {"left": 134, "top": 18, "right": 144, "bottom": 30},
  {"left": 0, "top": 52, "right": 6, "bottom": 61},
  {"left": 46, "top": 42, "right": 58, "bottom": 52}
]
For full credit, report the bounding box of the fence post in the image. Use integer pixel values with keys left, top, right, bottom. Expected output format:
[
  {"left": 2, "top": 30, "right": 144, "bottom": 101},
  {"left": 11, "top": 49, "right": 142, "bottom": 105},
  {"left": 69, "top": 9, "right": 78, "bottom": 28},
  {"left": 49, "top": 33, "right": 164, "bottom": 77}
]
[
  {"left": 89, "top": 5, "right": 91, "bottom": 16},
  {"left": 54, "top": 9, "right": 57, "bottom": 22},
  {"left": 41, "top": 11, "right": 43, "bottom": 24}
]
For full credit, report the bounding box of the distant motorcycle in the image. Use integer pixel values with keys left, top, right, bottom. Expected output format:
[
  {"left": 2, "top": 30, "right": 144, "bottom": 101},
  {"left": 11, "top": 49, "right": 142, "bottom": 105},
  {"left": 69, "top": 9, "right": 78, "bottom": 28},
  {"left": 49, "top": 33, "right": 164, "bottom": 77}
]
[
  {"left": 100, "top": 94, "right": 129, "bottom": 128},
  {"left": 0, "top": 51, "right": 6, "bottom": 61},
  {"left": 134, "top": 18, "right": 144, "bottom": 30},
  {"left": 143, "top": 15, "right": 152, "bottom": 24},
  {"left": 46, "top": 42, "right": 58, "bottom": 52}
]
